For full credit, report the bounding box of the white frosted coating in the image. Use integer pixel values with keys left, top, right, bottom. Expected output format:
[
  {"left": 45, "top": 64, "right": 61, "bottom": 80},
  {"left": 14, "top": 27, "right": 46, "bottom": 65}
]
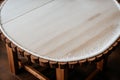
[{"left": 0, "top": 0, "right": 120, "bottom": 62}]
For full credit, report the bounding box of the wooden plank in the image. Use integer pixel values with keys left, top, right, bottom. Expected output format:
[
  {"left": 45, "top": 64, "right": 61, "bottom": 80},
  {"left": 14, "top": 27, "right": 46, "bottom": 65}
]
[
  {"left": 0, "top": 34, "right": 6, "bottom": 41},
  {"left": 5, "top": 38, "right": 11, "bottom": 47},
  {"left": 58, "top": 62, "right": 68, "bottom": 69},
  {"left": 6, "top": 44, "right": 19, "bottom": 74},
  {"left": 96, "top": 60, "right": 104, "bottom": 71},
  {"left": 56, "top": 68, "right": 68, "bottom": 80},
  {"left": 85, "top": 69, "right": 100, "bottom": 80},
  {"left": 23, "top": 64, "right": 49, "bottom": 80},
  {"left": 79, "top": 59, "right": 87, "bottom": 66},
  {"left": 31, "top": 55, "right": 39, "bottom": 64},
  {"left": 0, "top": 30, "right": 2, "bottom": 40},
  {"left": 39, "top": 58, "right": 49, "bottom": 67},
  {"left": 68, "top": 61, "right": 78, "bottom": 69},
  {"left": 96, "top": 54, "right": 103, "bottom": 62},
  {"left": 49, "top": 61, "right": 58, "bottom": 68},
  {"left": 17, "top": 47, "right": 24, "bottom": 56},
  {"left": 88, "top": 57, "right": 96, "bottom": 63},
  {"left": 24, "top": 52, "right": 32, "bottom": 64}
]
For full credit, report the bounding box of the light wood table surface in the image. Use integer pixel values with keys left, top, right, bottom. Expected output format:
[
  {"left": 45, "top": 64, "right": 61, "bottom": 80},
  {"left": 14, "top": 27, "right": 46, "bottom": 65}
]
[
  {"left": 1, "top": 0, "right": 120, "bottom": 62},
  {"left": 0, "top": 0, "right": 120, "bottom": 80}
]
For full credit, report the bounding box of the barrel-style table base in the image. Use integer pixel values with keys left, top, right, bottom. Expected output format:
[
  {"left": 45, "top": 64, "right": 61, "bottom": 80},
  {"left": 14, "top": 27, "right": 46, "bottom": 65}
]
[{"left": 2, "top": 34, "right": 119, "bottom": 80}]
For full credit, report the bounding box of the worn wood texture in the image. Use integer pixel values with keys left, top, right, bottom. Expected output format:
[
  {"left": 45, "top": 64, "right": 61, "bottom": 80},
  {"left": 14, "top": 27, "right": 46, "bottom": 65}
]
[{"left": 0, "top": 0, "right": 120, "bottom": 63}]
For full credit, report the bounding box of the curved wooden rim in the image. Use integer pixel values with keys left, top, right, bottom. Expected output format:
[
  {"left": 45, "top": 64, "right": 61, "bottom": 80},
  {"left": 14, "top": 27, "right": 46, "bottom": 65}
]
[
  {"left": 0, "top": 32, "right": 120, "bottom": 68},
  {"left": 0, "top": 0, "right": 120, "bottom": 68}
]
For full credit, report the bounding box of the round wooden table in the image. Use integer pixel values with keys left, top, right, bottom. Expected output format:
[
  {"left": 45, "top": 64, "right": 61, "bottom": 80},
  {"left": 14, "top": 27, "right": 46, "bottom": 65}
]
[{"left": 0, "top": 0, "right": 120, "bottom": 80}]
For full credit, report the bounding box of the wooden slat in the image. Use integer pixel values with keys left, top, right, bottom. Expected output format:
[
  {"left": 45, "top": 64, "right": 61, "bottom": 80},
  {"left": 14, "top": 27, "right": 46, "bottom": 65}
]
[
  {"left": 79, "top": 59, "right": 87, "bottom": 66},
  {"left": 118, "top": 38, "right": 120, "bottom": 42},
  {"left": 58, "top": 62, "right": 68, "bottom": 69},
  {"left": 24, "top": 52, "right": 32, "bottom": 64},
  {"left": 68, "top": 61, "right": 78, "bottom": 69},
  {"left": 96, "top": 60, "right": 104, "bottom": 71},
  {"left": 113, "top": 42, "right": 118, "bottom": 47},
  {"left": 5, "top": 38, "right": 11, "bottom": 47},
  {"left": 0, "top": 30, "right": 2, "bottom": 40},
  {"left": 0, "top": 34, "right": 6, "bottom": 41},
  {"left": 49, "top": 61, "right": 58, "bottom": 68},
  {"left": 6, "top": 44, "right": 19, "bottom": 74},
  {"left": 85, "top": 69, "right": 100, "bottom": 80},
  {"left": 103, "top": 50, "right": 109, "bottom": 55},
  {"left": 88, "top": 57, "right": 96, "bottom": 63},
  {"left": 56, "top": 68, "right": 68, "bottom": 80},
  {"left": 96, "top": 54, "right": 103, "bottom": 62},
  {"left": 108, "top": 46, "right": 113, "bottom": 51},
  {"left": 17, "top": 47, "right": 24, "bottom": 56},
  {"left": 31, "top": 55, "right": 39, "bottom": 64},
  {"left": 10, "top": 43, "right": 17, "bottom": 52},
  {"left": 39, "top": 58, "right": 49, "bottom": 67},
  {"left": 23, "top": 64, "right": 49, "bottom": 80}
]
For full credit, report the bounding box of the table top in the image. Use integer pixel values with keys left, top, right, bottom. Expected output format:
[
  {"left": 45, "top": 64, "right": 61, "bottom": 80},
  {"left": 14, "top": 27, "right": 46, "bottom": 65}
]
[{"left": 0, "top": 0, "right": 120, "bottom": 62}]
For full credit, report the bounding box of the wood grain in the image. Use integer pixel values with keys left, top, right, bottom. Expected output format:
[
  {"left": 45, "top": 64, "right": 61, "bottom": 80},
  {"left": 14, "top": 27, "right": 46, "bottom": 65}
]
[{"left": 0, "top": 0, "right": 120, "bottom": 62}]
